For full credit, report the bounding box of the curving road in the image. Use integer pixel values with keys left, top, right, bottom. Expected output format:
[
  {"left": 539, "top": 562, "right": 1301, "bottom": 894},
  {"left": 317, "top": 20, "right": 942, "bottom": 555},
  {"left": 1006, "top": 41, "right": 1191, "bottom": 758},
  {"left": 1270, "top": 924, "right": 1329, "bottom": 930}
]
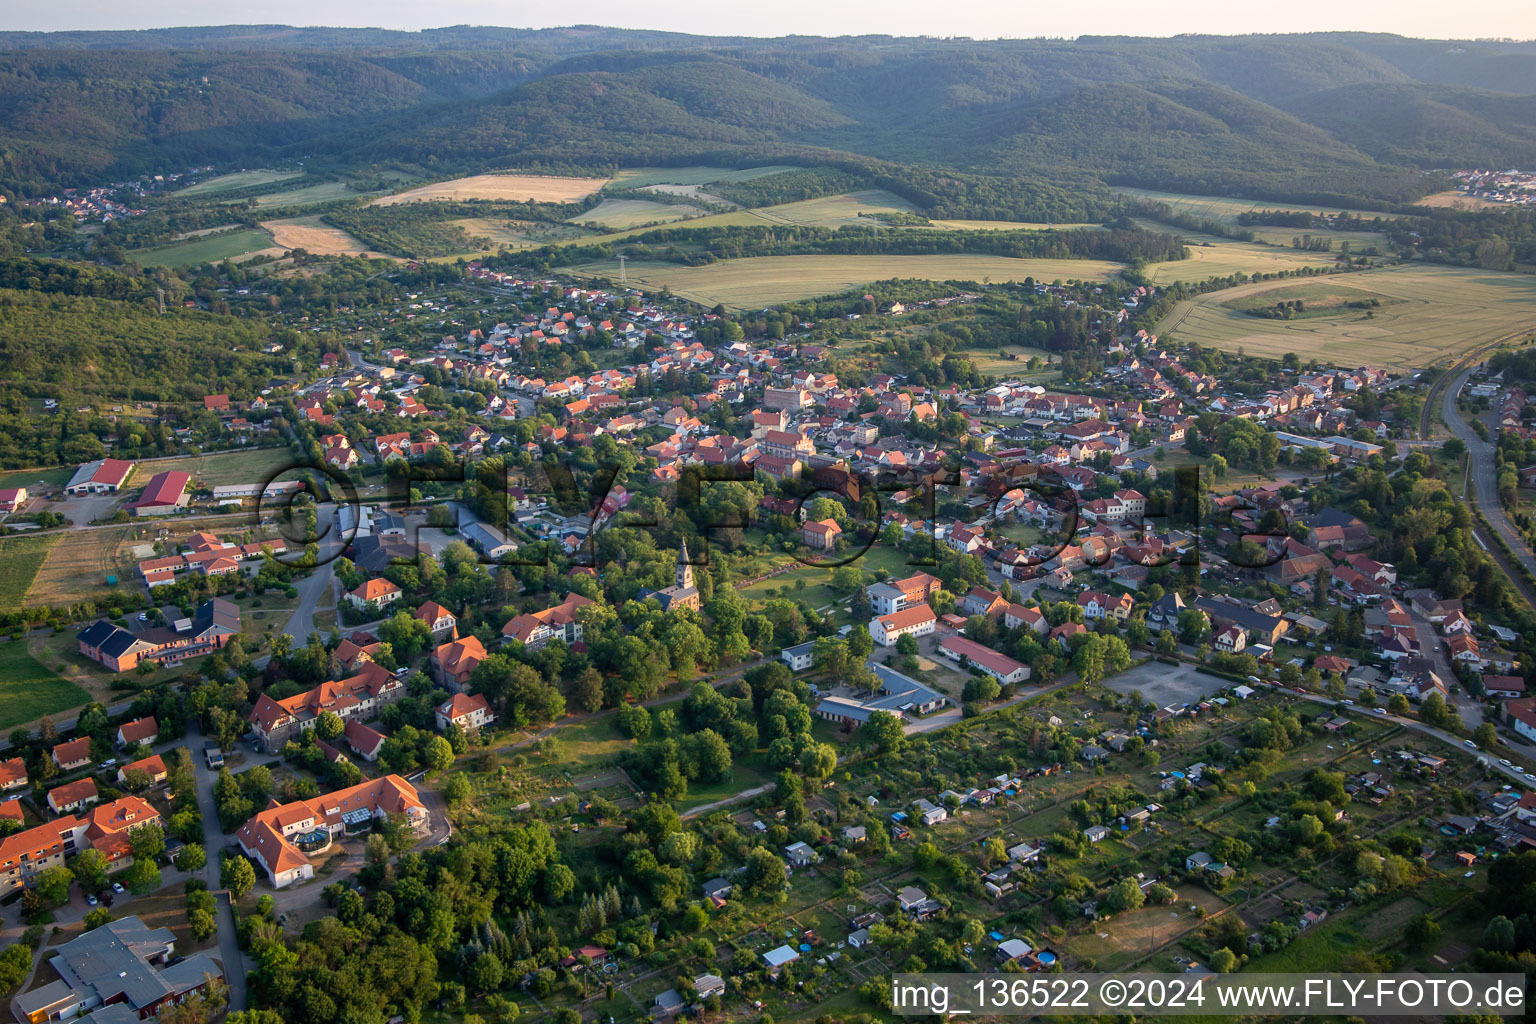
[{"left": 1440, "top": 366, "right": 1536, "bottom": 605}]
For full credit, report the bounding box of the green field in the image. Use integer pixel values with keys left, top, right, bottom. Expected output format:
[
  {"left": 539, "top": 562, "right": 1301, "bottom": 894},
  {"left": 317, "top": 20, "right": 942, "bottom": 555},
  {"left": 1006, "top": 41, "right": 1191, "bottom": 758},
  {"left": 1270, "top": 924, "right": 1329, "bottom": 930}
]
[
  {"left": 567, "top": 253, "right": 1121, "bottom": 309},
  {"left": 128, "top": 228, "right": 274, "bottom": 267},
  {"left": 572, "top": 198, "right": 706, "bottom": 229},
  {"left": 746, "top": 189, "right": 916, "bottom": 228},
  {"left": 134, "top": 447, "right": 293, "bottom": 488},
  {"left": 176, "top": 169, "right": 303, "bottom": 196},
  {"left": 0, "top": 534, "right": 59, "bottom": 606},
  {"left": 1156, "top": 265, "right": 1536, "bottom": 367},
  {"left": 608, "top": 165, "right": 800, "bottom": 188},
  {"left": 0, "top": 641, "right": 91, "bottom": 732},
  {"left": 0, "top": 465, "right": 74, "bottom": 489},
  {"left": 1224, "top": 282, "right": 1405, "bottom": 317},
  {"left": 250, "top": 181, "right": 362, "bottom": 208}
]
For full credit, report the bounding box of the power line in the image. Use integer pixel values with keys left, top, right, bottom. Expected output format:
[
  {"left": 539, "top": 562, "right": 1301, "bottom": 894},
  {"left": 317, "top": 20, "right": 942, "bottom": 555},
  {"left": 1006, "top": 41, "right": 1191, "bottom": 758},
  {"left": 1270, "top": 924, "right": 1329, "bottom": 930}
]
[{"left": 616, "top": 254, "right": 628, "bottom": 285}]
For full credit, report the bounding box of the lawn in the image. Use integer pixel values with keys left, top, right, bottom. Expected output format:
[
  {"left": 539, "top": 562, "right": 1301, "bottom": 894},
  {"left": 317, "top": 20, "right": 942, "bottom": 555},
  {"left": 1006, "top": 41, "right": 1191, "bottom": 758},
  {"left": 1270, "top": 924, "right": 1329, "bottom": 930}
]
[
  {"left": 0, "top": 534, "right": 58, "bottom": 606},
  {"left": 565, "top": 254, "right": 1122, "bottom": 310},
  {"left": 128, "top": 228, "right": 275, "bottom": 268},
  {"left": 0, "top": 640, "right": 91, "bottom": 732},
  {"left": 175, "top": 169, "right": 303, "bottom": 196},
  {"left": 1155, "top": 264, "right": 1536, "bottom": 369}
]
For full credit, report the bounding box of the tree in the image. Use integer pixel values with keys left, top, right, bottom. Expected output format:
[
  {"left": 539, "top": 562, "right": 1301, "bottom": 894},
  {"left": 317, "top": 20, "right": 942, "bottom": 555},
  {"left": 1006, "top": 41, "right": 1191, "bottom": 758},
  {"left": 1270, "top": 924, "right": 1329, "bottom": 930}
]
[
  {"left": 445, "top": 773, "right": 472, "bottom": 806},
  {"left": 1103, "top": 876, "right": 1145, "bottom": 914},
  {"left": 859, "top": 710, "right": 904, "bottom": 754},
  {"left": 425, "top": 735, "right": 455, "bottom": 773},
  {"left": 1387, "top": 693, "right": 1410, "bottom": 715},
  {"left": 32, "top": 865, "right": 73, "bottom": 907},
  {"left": 124, "top": 856, "right": 161, "bottom": 895},
  {"left": 174, "top": 844, "right": 207, "bottom": 873},
  {"left": 188, "top": 908, "right": 217, "bottom": 942},
  {"left": 743, "top": 848, "right": 787, "bottom": 899},
  {"left": 1474, "top": 723, "right": 1499, "bottom": 751},
  {"left": 221, "top": 854, "right": 256, "bottom": 899},
  {"left": 1208, "top": 947, "right": 1238, "bottom": 973},
  {"left": 69, "top": 848, "right": 109, "bottom": 893},
  {"left": 314, "top": 711, "right": 344, "bottom": 742},
  {"left": 1405, "top": 913, "right": 1441, "bottom": 951}
]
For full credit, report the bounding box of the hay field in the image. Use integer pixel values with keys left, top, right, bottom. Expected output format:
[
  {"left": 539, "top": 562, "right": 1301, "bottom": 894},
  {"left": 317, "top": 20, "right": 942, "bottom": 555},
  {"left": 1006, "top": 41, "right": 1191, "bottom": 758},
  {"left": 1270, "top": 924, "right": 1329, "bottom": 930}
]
[
  {"left": 1154, "top": 266, "right": 1536, "bottom": 368},
  {"left": 176, "top": 169, "right": 301, "bottom": 196},
  {"left": 375, "top": 173, "right": 608, "bottom": 205},
  {"left": 573, "top": 198, "right": 706, "bottom": 229},
  {"left": 1146, "top": 239, "right": 1341, "bottom": 283},
  {"left": 609, "top": 165, "right": 798, "bottom": 188},
  {"left": 566, "top": 254, "right": 1121, "bottom": 309},
  {"left": 129, "top": 228, "right": 275, "bottom": 268},
  {"left": 263, "top": 215, "right": 391, "bottom": 258},
  {"left": 26, "top": 525, "right": 134, "bottom": 604}
]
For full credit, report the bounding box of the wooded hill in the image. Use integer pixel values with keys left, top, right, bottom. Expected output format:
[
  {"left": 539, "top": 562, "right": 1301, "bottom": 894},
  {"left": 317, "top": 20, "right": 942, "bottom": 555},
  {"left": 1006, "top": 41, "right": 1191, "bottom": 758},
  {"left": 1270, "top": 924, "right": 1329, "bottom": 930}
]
[{"left": 2, "top": 30, "right": 1536, "bottom": 207}]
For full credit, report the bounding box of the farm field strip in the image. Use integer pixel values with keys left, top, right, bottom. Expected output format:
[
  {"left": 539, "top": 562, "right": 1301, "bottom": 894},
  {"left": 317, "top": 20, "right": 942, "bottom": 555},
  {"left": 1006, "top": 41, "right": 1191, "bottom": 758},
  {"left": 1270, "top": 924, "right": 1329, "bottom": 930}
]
[
  {"left": 128, "top": 227, "right": 276, "bottom": 268},
  {"left": 374, "top": 173, "right": 609, "bottom": 205},
  {"left": 0, "top": 534, "right": 59, "bottom": 607},
  {"left": 262, "top": 215, "right": 391, "bottom": 258},
  {"left": 250, "top": 180, "right": 366, "bottom": 208},
  {"left": 175, "top": 169, "right": 302, "bottom": 196},
  {"left": 1154, "top": 265, "right": 1536, "bottom": 367},
  {"left": 572, "top": 198, "right": 707, "bottom": 229},
  {"left": 565, "top": 254, "right": 1121, "bottom": 309},
  {"left": 608, "top": 165, "right": 800, "bottom": 188}
]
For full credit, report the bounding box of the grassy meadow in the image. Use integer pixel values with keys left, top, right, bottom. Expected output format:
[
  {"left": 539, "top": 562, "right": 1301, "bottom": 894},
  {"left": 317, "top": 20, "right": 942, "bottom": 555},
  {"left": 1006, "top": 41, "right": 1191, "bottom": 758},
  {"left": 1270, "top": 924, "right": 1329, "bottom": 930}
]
[
  {"left": 128, "top": 228, "right": 274, "bottom": 267},
  {"left": 175, "top": 169, "right": 302, "bottom": 196},
  {"left": 0, "top": 641, "right": 91, "bottom": 732}
]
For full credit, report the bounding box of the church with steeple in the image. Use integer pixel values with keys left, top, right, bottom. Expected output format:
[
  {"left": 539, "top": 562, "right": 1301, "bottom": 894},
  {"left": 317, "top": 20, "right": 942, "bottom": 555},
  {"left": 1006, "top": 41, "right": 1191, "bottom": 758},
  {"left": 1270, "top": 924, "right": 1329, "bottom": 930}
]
[{"left": 639, "top": 538, "right": 702, "bottom": 612}]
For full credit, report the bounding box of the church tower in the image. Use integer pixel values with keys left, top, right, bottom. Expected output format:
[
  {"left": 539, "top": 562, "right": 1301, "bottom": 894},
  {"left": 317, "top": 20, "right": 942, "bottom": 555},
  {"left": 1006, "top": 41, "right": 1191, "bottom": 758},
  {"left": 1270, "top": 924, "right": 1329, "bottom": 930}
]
[{"left": 676, "top": 538, "right": 695, "bottom": 591}]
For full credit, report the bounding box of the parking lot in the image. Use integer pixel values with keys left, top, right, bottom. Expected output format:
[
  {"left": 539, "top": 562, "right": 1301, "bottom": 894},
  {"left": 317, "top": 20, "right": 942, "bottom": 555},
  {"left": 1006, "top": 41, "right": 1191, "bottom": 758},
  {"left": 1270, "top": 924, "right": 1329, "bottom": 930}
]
[{"left": 1101, "top": 659, "right": 1230, "bottom": 706}]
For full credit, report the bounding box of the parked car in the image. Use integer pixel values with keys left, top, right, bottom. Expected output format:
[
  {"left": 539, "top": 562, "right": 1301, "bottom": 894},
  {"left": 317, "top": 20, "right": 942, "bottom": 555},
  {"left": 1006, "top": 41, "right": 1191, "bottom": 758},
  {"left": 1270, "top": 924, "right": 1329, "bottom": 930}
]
[{"left": 111, "top": 882, "right": 124, "bottom": 894}]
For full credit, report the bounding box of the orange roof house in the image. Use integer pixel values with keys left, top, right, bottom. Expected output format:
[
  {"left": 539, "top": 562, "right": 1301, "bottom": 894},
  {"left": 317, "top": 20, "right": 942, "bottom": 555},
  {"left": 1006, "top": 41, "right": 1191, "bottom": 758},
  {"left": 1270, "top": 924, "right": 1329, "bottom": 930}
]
[
  {"left": 235, "top": 774, "right": 426, "bottom": 887},
  {"left": 431, "top": 636, "right": 488, "bottom": 690}
]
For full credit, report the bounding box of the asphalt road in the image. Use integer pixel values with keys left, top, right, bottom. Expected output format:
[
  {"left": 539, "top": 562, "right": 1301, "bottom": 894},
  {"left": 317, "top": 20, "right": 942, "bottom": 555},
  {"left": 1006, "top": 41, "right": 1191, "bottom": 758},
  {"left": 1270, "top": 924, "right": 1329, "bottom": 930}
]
[
  {"left": 188, "top": 720, "right": 252, "bottom": 1011},
  {"left": 1443, "top": 367, "right": 1536, "bottom": 599}
]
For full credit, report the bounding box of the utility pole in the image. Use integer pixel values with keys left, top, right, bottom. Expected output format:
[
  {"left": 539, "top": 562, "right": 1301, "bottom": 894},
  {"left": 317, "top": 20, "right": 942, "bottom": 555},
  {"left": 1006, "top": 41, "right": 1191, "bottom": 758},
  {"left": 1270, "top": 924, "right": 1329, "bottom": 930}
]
[{"left": 616, "top": 255, "right": 628, "bottom": 286}]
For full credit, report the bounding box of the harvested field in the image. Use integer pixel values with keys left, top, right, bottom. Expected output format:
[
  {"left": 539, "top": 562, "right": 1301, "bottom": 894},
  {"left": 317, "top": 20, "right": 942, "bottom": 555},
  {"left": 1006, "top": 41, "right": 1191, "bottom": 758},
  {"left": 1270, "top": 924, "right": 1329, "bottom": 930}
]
[
  {"left": 26, "top": 525, "right": 134, "bottom": 604},
  {"left": 1116, "top": 187, "right": 1384, "bottom": 224},
  {"left": 1144, "top": 237, "right": 1341, "bottom": 283},
  {"left": 375, "top": 173, "right": 608, "bottom": 205},
  {"left": 1415, "top": 190, "right": 1506, "bottom": 210},
  {"left": 566, "top": 254, "right": 1120, "bottom": 309},
  {"left": 263, "top": 215, "right": 391, "bottom": 258},
  {"left": 1155, "top": 265, "right": 1536, "bottom": 368}
]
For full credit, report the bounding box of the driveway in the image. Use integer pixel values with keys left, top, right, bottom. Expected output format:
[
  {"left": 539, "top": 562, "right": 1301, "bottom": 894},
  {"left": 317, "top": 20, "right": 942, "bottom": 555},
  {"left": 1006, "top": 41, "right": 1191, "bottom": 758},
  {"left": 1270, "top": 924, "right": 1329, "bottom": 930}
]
[{"left": 187, "top": 722, "right": 251, "bottom": 1011}]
